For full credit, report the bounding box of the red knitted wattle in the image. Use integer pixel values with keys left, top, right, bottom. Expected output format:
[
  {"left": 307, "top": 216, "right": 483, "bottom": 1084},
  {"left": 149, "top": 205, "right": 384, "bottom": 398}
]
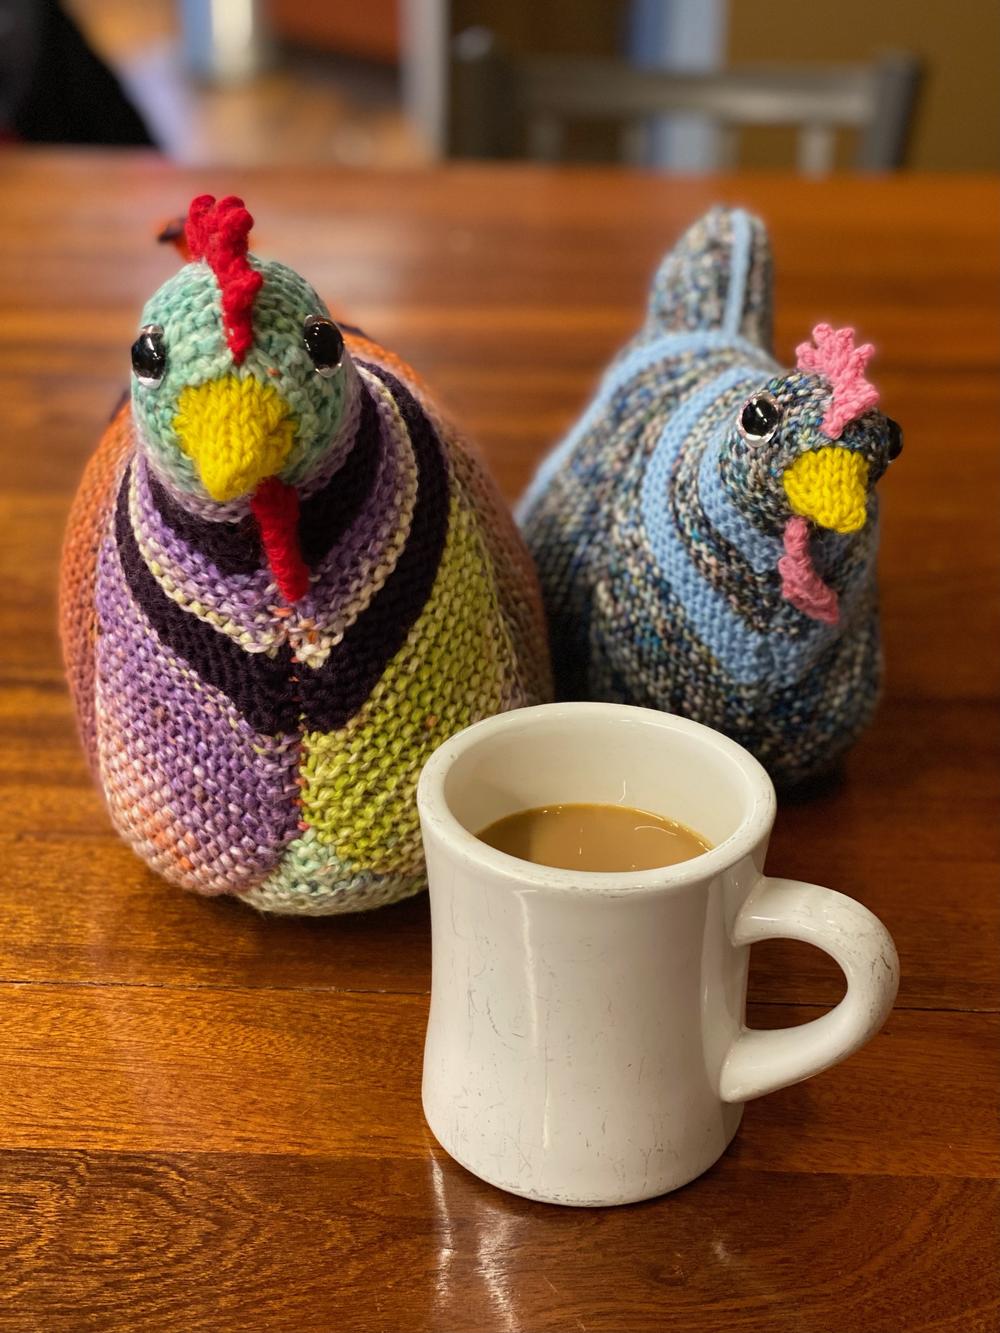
[
  {"left": 185, "top": 194, "right": 262, "bottom": 365},
  {"left": 250, "top": 476, "right": 309, "bottom": 604}
]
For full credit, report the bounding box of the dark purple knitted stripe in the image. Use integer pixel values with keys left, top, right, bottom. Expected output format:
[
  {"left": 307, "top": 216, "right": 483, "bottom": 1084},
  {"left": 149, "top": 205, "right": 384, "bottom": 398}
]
[
  {"left": 114, "top": 377, "right": 443, "bottom": 737},
  {"left": 149, "top": 469, "right": 261, "bottom": 574},
  {"left": 298, "top": 365, "right": 450, "bottom": 732},
  {"left": 115, "top": 467, "right": 299, "bottom": 735},
  {"left": 299, "top": 382, "right": 381, "bottom": 564}
]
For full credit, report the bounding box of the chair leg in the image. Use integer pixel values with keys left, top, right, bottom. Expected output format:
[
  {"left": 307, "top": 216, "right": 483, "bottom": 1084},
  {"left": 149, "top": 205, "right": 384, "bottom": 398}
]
[{"left": 797, "top": 123, "right": 835, "bottom": 176}]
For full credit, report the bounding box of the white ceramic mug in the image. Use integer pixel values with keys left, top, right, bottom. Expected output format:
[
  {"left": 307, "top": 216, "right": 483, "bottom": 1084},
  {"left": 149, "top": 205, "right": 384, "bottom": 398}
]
[{"left": 417, "top": 703, "right": 899, "bottom": 1207}]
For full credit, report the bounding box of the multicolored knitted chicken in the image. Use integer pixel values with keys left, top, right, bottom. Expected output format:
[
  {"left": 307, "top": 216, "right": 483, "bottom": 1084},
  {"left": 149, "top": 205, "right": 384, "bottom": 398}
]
[
  {"left": 519, "top": 207, "right": 902, "bottom": 786},
  {"left": 61, "top": 195, "right": 551, "bottom": 913}
]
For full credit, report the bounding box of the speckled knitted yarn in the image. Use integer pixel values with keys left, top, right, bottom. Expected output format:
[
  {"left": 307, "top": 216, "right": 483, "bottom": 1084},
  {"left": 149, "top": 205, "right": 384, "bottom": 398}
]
[
  {"left": 518, "top": 207, "right": 902, "bottom": 787},
  {"left": 61, "top": 196, "right": 551, "bottom": 914}
]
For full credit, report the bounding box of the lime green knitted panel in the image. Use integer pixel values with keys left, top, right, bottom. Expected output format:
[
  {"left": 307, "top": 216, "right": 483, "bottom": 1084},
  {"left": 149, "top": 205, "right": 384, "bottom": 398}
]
[{"left": 297, "top": 495, "right": 519, "bottom": 874}]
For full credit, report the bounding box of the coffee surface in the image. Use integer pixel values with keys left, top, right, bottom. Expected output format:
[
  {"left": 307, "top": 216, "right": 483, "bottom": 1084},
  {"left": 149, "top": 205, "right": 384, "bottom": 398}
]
[{"left": 476, "top": 802, "right": 711, "bottom": 873}]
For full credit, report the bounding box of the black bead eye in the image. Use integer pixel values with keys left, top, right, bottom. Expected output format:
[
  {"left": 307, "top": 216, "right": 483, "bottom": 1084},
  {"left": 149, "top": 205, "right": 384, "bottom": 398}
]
[
  {"left": 131, "top": 324, "right": 166, "bottom": 388},
  {"left": 885, "top": 417, "right": 904, "bottom": 461},
  {"left": 738, "top": 392, "right": 782, "bottom": 444},
  {"left": 303, "top": 316, "right": 344, "bottom": 377}
]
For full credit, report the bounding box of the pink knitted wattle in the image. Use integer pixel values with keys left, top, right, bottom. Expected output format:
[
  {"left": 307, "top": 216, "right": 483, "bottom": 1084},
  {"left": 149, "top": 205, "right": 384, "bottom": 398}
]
[
  {"left": 779, "top": 516, "right": 839, "bottom": 625},
  {"left": 796, "top": 323, "right": 878, "bottom": 439}
]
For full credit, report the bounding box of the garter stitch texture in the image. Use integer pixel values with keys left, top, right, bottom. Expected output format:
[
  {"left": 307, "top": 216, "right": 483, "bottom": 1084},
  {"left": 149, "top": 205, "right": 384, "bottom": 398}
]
[
  {"left": 518, "top": 207, "right": 902, "bottom": 787},
  {"left": 61, "top": 196, "right": 551, "bottom": 914}
]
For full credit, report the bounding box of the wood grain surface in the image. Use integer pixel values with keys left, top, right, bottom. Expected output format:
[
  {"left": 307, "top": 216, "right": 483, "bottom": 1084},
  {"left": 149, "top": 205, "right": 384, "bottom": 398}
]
[{"left": 0, "top": 152, "right": 997, "bottom": 1333}]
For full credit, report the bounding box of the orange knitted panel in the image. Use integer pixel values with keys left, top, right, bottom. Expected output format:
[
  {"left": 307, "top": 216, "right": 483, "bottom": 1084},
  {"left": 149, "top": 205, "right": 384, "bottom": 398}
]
[
  {"left": 342, "top": 331, "right": 434, "bottom": 399},
  {"left": 59, "top": 402, "right": 135, "bottom": 775}
]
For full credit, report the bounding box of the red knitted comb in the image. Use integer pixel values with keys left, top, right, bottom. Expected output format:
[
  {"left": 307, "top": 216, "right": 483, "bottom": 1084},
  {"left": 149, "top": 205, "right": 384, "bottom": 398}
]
[
  {"left": 185, "top": 194, "right": 263, "bottom": 365},
  {"left": 796, "top": 323, "right": 879, "bottom": 439}
]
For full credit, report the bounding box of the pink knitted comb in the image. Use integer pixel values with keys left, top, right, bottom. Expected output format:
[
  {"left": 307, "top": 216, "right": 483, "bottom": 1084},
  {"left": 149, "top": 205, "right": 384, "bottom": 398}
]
[{"left": 796, "top": 323, "right": 879, "bottom": 439}]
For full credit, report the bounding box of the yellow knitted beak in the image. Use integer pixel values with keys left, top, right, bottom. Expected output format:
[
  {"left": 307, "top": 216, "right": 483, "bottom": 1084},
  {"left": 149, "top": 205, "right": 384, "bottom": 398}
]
[
  {"left": 782, "top": 446, "right": 870, "bottom": 534},
  {"left": 173, "top": 376, "right": 296, "bottom": 502}
]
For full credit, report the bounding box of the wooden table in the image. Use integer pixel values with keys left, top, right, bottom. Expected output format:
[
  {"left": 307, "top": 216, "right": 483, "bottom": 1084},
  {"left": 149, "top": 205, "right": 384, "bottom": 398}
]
[{"left": 0, "top": 153, "right": 997, "bottom": 1333}]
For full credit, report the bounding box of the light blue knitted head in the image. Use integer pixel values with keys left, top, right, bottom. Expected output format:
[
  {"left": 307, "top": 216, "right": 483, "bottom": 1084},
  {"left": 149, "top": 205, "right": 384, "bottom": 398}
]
[{"left": 131, "top": 255, "right": 350, "bottom": 504}]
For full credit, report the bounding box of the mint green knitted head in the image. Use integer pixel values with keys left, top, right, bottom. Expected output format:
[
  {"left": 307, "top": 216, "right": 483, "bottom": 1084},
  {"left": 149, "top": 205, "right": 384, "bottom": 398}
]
[{"left": 131, "top": 256, "right": 350, "bottom": 503}]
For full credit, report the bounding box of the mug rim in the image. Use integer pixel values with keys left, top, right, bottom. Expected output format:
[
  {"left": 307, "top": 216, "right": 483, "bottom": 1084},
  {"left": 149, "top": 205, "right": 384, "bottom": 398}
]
[{"left": 417, "top": 702, "right": 777, "bottom": 896}]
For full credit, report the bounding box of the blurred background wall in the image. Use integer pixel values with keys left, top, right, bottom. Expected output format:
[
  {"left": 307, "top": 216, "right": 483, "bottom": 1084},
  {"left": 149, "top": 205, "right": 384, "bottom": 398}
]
[
  {"left": 6, "top": 0, "right": 997, "bottom": 170},
  {"left": 726, "top": 0, "right": 999, "bottom": 170},
  {"left": 447, "top": 0, "right": 997, "bottom": 169}
]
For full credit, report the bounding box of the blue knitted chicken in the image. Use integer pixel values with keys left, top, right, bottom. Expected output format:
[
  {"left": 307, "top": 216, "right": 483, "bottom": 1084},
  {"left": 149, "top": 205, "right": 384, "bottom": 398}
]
[{"left": 518, "top": 207, "right": 903, "bottom": 786}]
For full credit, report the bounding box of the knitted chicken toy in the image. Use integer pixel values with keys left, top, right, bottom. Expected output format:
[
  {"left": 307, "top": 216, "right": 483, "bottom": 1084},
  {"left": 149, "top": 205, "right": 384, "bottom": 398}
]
[
  {"left": 519, "top": 207, "right": 902, "bottom": 787},
  {"left": 61, "top": 195, "right": 550, "bottom": 913}
]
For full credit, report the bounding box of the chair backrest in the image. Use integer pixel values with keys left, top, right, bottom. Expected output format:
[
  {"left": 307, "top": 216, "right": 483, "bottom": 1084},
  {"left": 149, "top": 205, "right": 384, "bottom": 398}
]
[{"left": 450, "top": 30, "right": 921, "bottom": 174}]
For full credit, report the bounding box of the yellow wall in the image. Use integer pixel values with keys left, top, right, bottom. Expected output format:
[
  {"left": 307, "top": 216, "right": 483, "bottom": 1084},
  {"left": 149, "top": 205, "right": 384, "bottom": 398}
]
[{"left": 728, "top": 0, "right": 1000, "bottom": 170}]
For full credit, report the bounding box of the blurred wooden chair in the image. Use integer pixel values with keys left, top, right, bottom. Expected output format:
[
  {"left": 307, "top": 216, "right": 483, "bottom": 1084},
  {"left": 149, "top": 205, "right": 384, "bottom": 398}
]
[{"left": 449, "top": 29, "right": 921, "bottom": 174}]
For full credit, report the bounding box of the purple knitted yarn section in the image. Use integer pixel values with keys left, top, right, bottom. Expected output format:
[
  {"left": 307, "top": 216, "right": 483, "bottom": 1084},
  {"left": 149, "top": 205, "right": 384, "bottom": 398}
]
[
  {"left": 129, "top": 371, "right": 411, "bottom": 669},
  {"left": 94, "top": 530, "right": 301, "bottom": 892},
  {"left": 132, "top": 458, "right": 279, "bottom": 647}
]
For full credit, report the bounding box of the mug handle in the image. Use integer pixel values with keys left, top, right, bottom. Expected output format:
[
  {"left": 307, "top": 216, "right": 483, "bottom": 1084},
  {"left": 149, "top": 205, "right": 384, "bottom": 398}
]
[{"left": 718, "top": 877, "right": 899, "bottom": 1103}]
